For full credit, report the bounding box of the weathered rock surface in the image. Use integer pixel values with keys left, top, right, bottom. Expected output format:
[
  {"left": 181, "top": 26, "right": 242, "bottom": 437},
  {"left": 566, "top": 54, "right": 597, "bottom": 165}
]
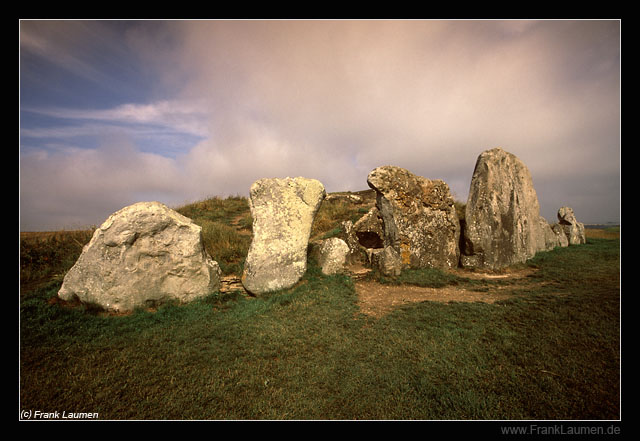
[
  {"left": 57, "top": 201, "right": 221, "bottom": 312},
  {"left": 373, "top": 245, "right": 403, "bottom": 276},
  {"left": 551, "top": 222, "right": 570, "bottom": 247},
  {"left": 557, "top": 206, "right": 586, "bottom": 245},
  {"left": 339, "top": 207, "right": 384, "bottom": 268},
  {"left": 353, "top": 206, "right": 385, "bottom": 249},
  {"left": 316, "top": 237, "right": 351, "bottom": 275},
  {"left": 461, "top": 148, "right": 559, "bottom": 270},
  {"left": 367, "top": 166, "right": 460, "bottom": 270},
  {"left": 242, "top": 177, "right": 326, "bottom": 295}
]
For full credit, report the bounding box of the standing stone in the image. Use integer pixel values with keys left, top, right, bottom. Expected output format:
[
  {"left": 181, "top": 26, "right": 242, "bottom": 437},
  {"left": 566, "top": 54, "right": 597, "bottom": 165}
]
[
  {"left": 367, "top": 166, "right": 460, "bottom": 270},
  {"left": 57, "top": 201, "right": 221, "bottom": 312},
  {"left": 461, "top": 148, "right": 556, "bottom": 270},
  {"left": 557, "top": 206, "right": 586, "bottom": 245},
  {"left": 316, "top": 237, "right": 351, "bottom": 275},
  {"left": 341, "top": 220, "right": 363, "bottom": 265},
  {"left": 242, "top": 177, "right": 326, "bottom": 295},
  {"left": 551, "top": 223, "right": 570, "bottom": 247}
]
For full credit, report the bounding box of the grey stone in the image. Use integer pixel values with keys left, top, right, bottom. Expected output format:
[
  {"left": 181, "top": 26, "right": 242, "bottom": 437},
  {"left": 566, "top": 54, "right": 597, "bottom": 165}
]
[
  {"left": 352, "top": 206, "right": 385, "bottom": 249},
  {"left": 339, "top": 207, "right": 385, "bottom": 267},
  {"left": 461, "top": 148, "right": 557, "bottom": 270},
  {"left": 340, "top": 220, "right": 363, "bottom": 265},
  {"left": 58, "top": 201, "right": 221, "bottom": 312},
  {"left": 367, "top": 165, "right": 460, "bottom": 270},
  {"left": 557, "top": 206, "right": 586, "bottom": 245},
  {"left": 241, "top": 177, "right": 326, "bottom": 295},
  {"left": 551, "top": 223, "right": 569, "bottom": 247},
  {"left": 373, "top": 246, "right": 403, "bottom": 277},
  {"left": 316, "top": 237, "right": 351, "bottom": 275},
  {"left": 539, "top": 217, "right": 565, "bottom": 251}
]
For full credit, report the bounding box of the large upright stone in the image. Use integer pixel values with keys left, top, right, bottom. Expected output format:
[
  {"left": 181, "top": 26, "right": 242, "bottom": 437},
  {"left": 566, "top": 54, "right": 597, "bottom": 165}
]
[
  {"left": 367, "top": 166, "right": 460, "bottom": 270},
  {"left": 242, "top": 177, "right": 326, "bottom": 295},
  {"left": 58, "top": 201, "right": 221, "bottom": 312},
  {"left": 461, "top": 148, "right": 557, "bottom": 270},
  {"left": 557, "top": 206, "right": 586, "bottom": 245}
]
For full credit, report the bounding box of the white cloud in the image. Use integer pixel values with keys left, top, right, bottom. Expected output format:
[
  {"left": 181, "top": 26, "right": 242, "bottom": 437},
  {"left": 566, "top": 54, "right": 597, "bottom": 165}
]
[
  {"left": 19, "top": 139, "right": 186, "bottom": 230},
  {"left": 22, "top": 99, "right": 210, "bottom": 138}
]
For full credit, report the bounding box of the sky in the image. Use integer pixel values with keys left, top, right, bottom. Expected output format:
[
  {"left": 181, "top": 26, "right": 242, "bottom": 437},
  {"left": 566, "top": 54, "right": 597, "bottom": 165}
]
[{"left": 19, "top": 19, "right": 621, "bottom": 231}]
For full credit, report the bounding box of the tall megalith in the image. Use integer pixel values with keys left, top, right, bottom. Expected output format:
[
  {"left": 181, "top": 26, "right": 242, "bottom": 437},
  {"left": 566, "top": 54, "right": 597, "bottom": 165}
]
[
  {"left": 241, "top": 177, "right": 326, "bottom": 295},
  {"left": 58, "top": 201, "right": 221, "bottom": 312},
  {"left": 366, "top": 166, "right": 460, "bottom": 271},
  {"left": 461, "top": 148, "right": 559, "bottom": 270}
]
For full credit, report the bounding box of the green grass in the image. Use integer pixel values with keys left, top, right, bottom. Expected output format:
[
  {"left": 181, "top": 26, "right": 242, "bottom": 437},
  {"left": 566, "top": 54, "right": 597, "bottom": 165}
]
[
  {"left": 175, "top": 195, "right": 251, "bottom": 226},
  {"left": 310, "top": 197, "right": 370, "bottom": 241},
  {"left": 20, "top": 233, "right": 620, "bottom": 420},
  {"left": 175, "top": 196, "right": 253, "bottom": 276}
]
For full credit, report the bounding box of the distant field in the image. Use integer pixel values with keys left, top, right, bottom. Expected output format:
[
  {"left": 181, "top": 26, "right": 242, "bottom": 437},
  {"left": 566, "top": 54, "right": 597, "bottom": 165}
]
[{"left": 585, "top": 226, "right": 620, "bottom": 240}]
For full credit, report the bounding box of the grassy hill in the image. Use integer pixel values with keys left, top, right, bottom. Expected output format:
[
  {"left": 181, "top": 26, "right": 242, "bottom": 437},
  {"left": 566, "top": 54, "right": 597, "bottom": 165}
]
[{"left": 19, "top": 194, "right": 620, "bottom": 421}]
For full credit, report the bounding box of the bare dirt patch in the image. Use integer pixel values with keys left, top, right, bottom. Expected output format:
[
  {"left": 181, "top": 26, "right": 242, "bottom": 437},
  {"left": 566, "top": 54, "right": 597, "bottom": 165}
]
[
  {"left": 355, "top": 282, "right": 511, "bottom": 317},
  {"left": 355, "top": 267, "right": 541, "bottom": 318}
]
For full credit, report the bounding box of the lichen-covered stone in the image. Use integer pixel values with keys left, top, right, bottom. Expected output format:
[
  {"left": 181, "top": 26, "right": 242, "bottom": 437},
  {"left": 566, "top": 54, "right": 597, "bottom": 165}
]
[
  {"left": 367, "top": 166, "right": 460, "bottom": 270},
  {"left": 316, "top": 237, "right": 350, "bottom": 275},
  {"left": 58, "top": 201, "right": 221, "bottom": 312},
  {"left": 241, "top": 177, "right": 325, "bottom": 295}
]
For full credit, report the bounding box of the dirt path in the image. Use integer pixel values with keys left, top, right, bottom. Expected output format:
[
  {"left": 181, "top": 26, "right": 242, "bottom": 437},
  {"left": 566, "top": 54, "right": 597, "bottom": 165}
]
[
  {"left": 355, "top": 281, "right": 512, "bottom": 317},
  {"left": 220, "top": 265, "right": 542, "bottom": 318},
  {"left": 355, "top": 267, "right": 540, "bottom": 318}
]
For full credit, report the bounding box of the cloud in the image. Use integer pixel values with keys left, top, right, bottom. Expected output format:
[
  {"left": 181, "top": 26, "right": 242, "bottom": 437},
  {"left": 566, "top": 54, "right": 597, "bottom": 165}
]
[
  {"left": 19, "top": 139, "right": 186, "bottom": 231},
  {"left": 23, "top": 100, "right": 210, "bottom": 137},
  {"left": 166, "top": 20, "right": 619, "bottom": 219},
  {"left": 21, "top": 99, "right": 211, "bottom": 160}
]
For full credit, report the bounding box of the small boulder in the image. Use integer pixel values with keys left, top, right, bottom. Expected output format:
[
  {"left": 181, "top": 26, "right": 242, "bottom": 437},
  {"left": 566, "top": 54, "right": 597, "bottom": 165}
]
[
  {"left": 58, "top": 201, "right": 221, "bottom": 312},
  {"left": 316, "top": 237, "right": 350, "bottom": 275},
  {"left": 372, "top": 246, "right": 403, "bottom": 277},
  {"left": 242, "top": 177, "right": 326, "bottom": 295}
]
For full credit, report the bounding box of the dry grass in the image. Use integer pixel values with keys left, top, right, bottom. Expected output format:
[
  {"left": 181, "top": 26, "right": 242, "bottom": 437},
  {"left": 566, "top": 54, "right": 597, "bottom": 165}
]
[{"left": 585, "top": 227, "right": 620, "bottom": 240}]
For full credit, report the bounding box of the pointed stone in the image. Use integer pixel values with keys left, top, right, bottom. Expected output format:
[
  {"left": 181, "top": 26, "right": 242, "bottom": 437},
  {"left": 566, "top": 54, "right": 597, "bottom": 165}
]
[{"left": 461, "top": 148, "right": 560, "bottom": 269}]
